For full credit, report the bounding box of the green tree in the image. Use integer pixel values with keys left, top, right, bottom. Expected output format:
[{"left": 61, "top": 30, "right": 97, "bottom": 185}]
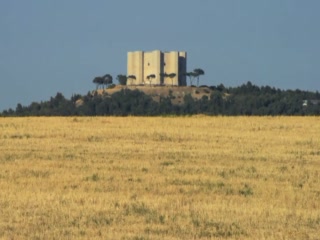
[
  {"left": 216, "top": 83, "right": 225, "bottom": 92},
  {"left": 184, "top": 72, "right": 197, "bottom": 86},
  {"left": 193, "top": 68, "right": 205, "bottom": 87},
  {"left": 15, "top": 103, "right": 24, "bottom": 116},
  {"left": 168, "top": 73, "right": 177, "bottom": 86},
  {"left": 127, "top": 75, "right": 136, "bottom": 85},
  {"left": 93, "top": 76, "right": 103, "bottom": 90},
  {"left": 160, "top": 72, "right": 168, "bottom": 85},
  {"left": 102, "top": 74, "right": 113, "bottom": 88},
  {"left": 116, "top": 74, "right": 127, "bottom": 85},
  {"left": 146, "top": 74, "right": 156, "bottom": 86}
]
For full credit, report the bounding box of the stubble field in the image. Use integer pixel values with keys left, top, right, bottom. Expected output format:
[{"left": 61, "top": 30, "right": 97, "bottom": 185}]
[{"left": 0, "top": 116, "right": 320, "bottom": 239}]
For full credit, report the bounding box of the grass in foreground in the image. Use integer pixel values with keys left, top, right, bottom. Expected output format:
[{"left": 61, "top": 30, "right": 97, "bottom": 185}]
[{"left": 0, "top": 116, "right": 320, "bottom": 239}]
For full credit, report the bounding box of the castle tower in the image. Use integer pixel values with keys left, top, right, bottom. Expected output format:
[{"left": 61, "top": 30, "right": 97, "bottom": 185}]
[
  {"left": 127, "top": 51, "right": 143, "bottom": 85},
  {"left": 178, "top": 52, "right": 187, "bottom": 86},
  {"left": 144, "top": 50, "right": 161, "bottom": 85},
  {"left": 164, "top": 51, "right": 179, "bottom": 86}
]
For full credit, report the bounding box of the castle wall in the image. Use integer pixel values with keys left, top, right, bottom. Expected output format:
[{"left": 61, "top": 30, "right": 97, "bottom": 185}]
[
  {"left": 127, "top": 51, "right": 143, "bottom": 85},
  {"left": 178, "top": 52, "right": 187, "bottom": 86},
  {"left": 144, "top": 50, "right": 161, "bottom": 85},
  {"left": 164, "top": 52, "right": 179, "bottom": 86},
  {"left": 127, "top": 50, "right": 187, "bottom": 86}
]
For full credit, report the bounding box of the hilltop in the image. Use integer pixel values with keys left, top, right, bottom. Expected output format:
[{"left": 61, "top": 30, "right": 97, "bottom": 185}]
[{"left": 96, "top": 85, "right": 214, "bottom": 105}]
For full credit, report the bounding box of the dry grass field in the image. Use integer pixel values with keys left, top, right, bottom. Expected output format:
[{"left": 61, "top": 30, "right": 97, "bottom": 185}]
[{"left": 0, "top": 116, "right": 320, "bottom": 239}]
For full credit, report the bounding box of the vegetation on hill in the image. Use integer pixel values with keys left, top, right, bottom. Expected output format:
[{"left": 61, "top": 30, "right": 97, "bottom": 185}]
[{"left": 1, "top": 82, "right": 320, "bottom": 116}]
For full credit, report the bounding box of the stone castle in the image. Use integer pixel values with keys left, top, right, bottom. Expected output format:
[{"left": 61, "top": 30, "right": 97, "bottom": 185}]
[{"left": 127, "top": 50, "right": 187, "bottom": 86}]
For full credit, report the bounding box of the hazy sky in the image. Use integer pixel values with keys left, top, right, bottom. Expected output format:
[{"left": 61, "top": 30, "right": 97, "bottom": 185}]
[{"left": 1, "top": 0, "right": 320, "bottom": 111}]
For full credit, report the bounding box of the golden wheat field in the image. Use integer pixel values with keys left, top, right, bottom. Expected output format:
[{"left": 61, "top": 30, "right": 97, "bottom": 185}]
[{"left": 0, "top": 116, "right": 320, "bottom": 240}]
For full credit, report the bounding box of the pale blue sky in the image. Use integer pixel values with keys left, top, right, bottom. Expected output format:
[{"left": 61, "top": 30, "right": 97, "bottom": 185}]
[{"left": 1, "top": 0, "right": 320, "bottom": 111}]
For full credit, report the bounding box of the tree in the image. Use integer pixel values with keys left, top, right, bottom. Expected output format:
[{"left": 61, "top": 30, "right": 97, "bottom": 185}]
[
  {"left": 160, "top": 73, "right": 166, "bottom": 84},
  {"left": 146, "top": 74, "right": 156, "bottom": 86},
  {"left": 168, "top": 73, "right": 176, "bottom": 86},
  {"left": 216, "top": 83, "right": 225, "bottom": 92},
  {"left": 16, "top": 103, "right": 24, "bottom": 116},
  {"left": 160, "top": 72, "right": 169, "bottom": 85},
  {"left": 127, "top": 75, "right": 136, "bottom": 85},
  {"left": 184, "top": 72, "right": 197, "bottom": 86},
  {"left": 102, "top": 74, "right": 113, "bottom": 88},
  {"left": 117, "top": 74, "right": 127, "bottom": 85},
  {"left": 93, "top": 76, "right": 103, "bottom": 90},
  {"left": 193, "top": 68, "right": 205, "bottom": 87}
]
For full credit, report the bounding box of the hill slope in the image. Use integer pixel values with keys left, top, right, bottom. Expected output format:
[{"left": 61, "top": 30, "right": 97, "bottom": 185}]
[{"left": 97, "top": 85, "right": 213, "bottom": 104}]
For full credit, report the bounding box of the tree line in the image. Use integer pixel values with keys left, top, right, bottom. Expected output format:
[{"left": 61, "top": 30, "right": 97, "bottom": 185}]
[
  {"left": 106, "top": 68, "right": 205, "bottom": 87},
  {"left": 2, "top": 82, "right": 320, "bottom": 116}
]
